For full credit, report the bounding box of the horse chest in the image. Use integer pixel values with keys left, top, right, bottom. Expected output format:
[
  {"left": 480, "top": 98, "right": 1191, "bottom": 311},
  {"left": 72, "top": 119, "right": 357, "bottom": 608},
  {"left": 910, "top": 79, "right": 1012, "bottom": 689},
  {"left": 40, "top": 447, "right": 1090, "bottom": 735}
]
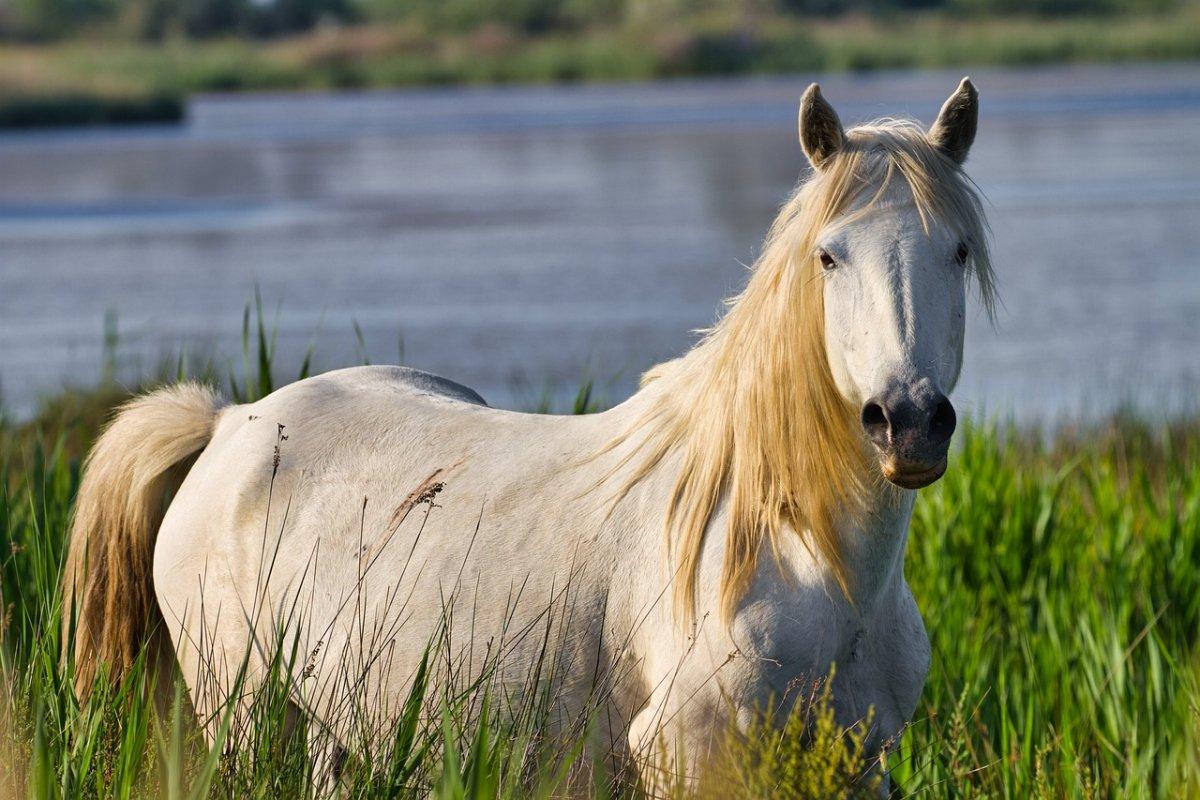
[
  {"left": 843, "top": 590, "right": 931, "bottom": 745},
  {"left": 833, "top": 607, "right": 930, "bottom": 743},
  {"left": 723, "top": 582, "right": 930, "bottom": 743}
]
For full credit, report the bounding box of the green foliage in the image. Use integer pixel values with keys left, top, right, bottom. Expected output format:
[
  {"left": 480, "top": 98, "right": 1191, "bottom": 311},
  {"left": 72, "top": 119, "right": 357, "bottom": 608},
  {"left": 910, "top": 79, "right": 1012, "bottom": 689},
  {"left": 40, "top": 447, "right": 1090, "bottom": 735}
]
[
  {"left": 5, "top": 0, "right": 355, "bottom": 39},
  {"left": 6, "top": 3, "right": 1200, "bottom": 128},
  {"left": 1, "top": 0, "right": 1193, "bottom": 44},
  {"left": 1, "top": 313, "right": 1199, "bottom": 796},
  {"left": 394, "top": 0, "right": 568, "bottom": 33},
  {"left": 123, "top": 0, "right": 355, "bottom": 39},
  {"left": 359, "top": 0, "right": 1192, "bottom": 35},
  {"left": 894, "top": 419, "right": 1200, "bottom": 796},
  {"left": 6, "top": 0, "right": 116, "bottom": 39},
  {"left": 702, "top": 672, "right": 884, "bottom": 798}
]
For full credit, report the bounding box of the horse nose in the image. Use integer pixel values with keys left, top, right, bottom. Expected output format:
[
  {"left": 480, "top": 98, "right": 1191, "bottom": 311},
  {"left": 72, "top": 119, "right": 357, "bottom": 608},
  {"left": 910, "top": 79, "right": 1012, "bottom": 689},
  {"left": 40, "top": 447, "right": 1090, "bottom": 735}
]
[
  {"left": 926, "top": 394, "right": 957, "bottom": 447},
  {"left": 860, "top": 399, "right": 892, "bottom": 447},
  {"left": 861, "top": 392, "right": 956, "bottom": 448}
]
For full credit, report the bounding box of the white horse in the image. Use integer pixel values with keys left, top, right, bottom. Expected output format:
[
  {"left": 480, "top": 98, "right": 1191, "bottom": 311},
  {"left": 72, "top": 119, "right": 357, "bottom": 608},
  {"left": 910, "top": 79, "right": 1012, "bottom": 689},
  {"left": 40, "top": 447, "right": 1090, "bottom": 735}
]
[{"left": 64, "top": 78, "right": 993, "bottom": 792}]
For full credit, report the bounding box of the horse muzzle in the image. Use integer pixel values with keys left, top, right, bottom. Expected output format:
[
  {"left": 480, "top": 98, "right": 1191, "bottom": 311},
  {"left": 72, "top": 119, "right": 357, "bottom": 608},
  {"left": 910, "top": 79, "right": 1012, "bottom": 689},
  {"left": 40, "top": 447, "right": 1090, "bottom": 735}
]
[{"left": 860, "top": 383, "right": 956, "bottom": 489}]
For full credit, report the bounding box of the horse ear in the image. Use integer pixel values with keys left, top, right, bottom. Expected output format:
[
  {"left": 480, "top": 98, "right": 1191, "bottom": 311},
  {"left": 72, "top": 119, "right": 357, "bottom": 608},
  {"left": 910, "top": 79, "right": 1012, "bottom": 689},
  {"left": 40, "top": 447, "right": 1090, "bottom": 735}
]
[
  {"left": 928, "top": 77, "right": 979, "bottom": 165},
  {"left": 799, "top": 83, "right": 845, "bottom": 170}
]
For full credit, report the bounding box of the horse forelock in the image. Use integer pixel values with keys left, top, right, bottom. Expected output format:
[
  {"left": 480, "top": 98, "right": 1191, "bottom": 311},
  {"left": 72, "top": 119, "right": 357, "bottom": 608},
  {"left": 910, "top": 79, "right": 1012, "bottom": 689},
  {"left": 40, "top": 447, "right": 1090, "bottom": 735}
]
[{"left": 607, "top": 118, "right": 994, "bottom": 627}]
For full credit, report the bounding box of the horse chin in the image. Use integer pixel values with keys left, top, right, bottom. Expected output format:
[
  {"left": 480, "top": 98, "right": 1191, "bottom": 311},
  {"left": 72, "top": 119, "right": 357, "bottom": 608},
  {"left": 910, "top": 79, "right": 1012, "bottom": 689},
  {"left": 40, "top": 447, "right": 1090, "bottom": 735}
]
[{"left": 879, "top": 457, "right": 947, "bottom": 489}]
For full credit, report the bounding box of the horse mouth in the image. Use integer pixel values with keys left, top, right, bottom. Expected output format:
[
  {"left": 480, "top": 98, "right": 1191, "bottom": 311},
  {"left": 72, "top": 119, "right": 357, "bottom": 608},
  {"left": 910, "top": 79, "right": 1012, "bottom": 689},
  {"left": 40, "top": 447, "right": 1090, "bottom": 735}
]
[{"left": 881, "top": 457, "right": 947, "bottom": 489}]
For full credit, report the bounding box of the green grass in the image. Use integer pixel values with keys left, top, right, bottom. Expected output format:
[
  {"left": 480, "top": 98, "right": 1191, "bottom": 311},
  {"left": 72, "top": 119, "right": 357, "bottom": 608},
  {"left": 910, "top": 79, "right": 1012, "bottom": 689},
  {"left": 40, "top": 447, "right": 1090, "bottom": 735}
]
[
  {"left": 4, "top": 5, "right": 1200, "bottom": 127},
  {"left": 1, "top": 309, "right": 1199, "bottom": 796}
]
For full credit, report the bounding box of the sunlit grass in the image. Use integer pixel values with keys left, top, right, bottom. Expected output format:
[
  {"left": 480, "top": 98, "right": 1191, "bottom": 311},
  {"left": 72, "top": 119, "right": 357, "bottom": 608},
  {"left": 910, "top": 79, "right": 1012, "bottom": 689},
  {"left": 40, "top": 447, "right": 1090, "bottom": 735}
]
[{"left": 1, "top": 307, "right": 1198, "bottom": 796}]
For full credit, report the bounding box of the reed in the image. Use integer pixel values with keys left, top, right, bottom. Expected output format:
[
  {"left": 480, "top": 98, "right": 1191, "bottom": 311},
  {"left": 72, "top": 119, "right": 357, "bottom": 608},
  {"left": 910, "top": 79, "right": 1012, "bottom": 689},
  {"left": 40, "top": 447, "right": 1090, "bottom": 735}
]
[{"left": 1, "top": 310, "right": 1197, "bottom": 797}]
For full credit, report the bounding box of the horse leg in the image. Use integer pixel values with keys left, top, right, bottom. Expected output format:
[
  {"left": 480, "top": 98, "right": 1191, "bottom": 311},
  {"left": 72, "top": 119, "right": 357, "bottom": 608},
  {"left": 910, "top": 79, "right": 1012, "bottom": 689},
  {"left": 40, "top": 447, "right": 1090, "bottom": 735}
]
[
  {"left": 306, "top": 720, "right": 348, "bottom": 799},
  {"left": 153, "top": 556, "right": 283, "bottom": 754},
  {"left": 626, "top": 687, "right": 716, "bottom": 797}
]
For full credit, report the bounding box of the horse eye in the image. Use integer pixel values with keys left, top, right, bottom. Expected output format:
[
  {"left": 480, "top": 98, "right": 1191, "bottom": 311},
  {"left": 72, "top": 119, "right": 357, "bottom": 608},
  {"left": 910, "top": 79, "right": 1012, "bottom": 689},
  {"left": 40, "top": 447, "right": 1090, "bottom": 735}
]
[
  {"left": 818, "top": 250, "right": 837, "bottom": 271},
  {"left": 954, "top": 242, "right": 970, "bottom": 266}
]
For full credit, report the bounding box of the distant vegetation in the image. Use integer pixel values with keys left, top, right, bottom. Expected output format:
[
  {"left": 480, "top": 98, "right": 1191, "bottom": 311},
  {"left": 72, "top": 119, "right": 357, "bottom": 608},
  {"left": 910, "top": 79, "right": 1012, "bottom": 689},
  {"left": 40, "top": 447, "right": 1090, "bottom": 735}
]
[
  {"left": 0, "top": 0, "right": 1198, "bottom": 126},
  {"left": 1, "top": 311, "right": 1199, "bottom": 795},
  {"left": 0, "top": 0, "right": 1186, "bottom": 41}
]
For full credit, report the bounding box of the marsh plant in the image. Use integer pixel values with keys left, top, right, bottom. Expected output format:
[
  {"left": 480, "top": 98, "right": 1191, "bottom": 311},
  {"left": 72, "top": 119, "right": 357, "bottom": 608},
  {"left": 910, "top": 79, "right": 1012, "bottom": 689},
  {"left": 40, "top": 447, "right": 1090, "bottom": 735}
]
[{"left": 1, "top": 311, "right": 1199, "bottom": 797}]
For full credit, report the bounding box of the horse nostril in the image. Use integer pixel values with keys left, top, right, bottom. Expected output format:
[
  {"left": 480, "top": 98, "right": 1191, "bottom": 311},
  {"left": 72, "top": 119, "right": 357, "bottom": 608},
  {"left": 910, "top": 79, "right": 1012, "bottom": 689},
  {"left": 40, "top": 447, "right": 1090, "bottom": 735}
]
[
  {"left": 928, "top": 396, "right": 957, "bottom": 446},
  {"left": 861, "top": 400, "right": 890, "bottom": 443}
]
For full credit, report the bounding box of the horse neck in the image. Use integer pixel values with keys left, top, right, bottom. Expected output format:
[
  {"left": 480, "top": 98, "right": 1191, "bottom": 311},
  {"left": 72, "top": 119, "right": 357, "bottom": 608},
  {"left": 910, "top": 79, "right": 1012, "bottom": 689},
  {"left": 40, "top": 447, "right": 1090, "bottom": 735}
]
[
  {"left": 838, "top": 486, "right": 916, "bottom": 614},
  {"left": 607, "top": 375, "right": 916, "bottom": 614}
]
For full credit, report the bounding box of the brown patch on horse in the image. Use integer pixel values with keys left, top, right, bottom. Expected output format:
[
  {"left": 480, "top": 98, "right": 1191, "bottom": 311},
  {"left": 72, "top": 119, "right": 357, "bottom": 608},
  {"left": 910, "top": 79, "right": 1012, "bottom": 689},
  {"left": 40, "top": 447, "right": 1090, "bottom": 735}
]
[{"left": 358, "top": 458, "right": 465, "bottom": 570}]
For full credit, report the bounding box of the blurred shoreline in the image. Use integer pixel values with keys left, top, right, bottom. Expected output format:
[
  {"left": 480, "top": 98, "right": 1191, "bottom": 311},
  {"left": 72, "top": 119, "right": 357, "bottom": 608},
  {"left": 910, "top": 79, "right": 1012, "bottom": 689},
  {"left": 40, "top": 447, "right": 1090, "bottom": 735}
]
[{"left": 3, "top": 6, "right": 1200, "bottom": 128}]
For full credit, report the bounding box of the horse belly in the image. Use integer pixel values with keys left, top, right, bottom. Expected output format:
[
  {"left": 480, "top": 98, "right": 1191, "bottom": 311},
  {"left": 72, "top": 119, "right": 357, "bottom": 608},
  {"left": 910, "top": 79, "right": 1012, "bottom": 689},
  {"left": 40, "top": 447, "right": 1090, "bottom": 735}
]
[{"left": 155, "top": 386, "right": 644, "bottom": 757}]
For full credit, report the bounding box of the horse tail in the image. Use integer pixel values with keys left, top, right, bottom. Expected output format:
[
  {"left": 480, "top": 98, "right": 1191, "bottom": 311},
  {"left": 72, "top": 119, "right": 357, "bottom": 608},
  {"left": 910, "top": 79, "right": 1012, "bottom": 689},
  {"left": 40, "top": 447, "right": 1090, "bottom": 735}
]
[{"left": 63, "top": 382, "right": 224, "bottom": 698}]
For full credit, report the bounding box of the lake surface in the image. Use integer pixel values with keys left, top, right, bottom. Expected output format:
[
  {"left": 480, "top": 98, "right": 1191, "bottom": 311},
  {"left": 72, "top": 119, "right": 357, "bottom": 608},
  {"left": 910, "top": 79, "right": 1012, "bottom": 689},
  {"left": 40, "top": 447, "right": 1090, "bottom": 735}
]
[{"left": 1, "top": 63, "right": 1198, "bottom": 420}]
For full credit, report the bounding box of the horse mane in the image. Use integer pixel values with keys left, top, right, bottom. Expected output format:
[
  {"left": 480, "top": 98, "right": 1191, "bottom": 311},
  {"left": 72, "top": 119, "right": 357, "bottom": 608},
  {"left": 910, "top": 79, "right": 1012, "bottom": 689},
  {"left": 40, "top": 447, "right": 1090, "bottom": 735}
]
[{"left": 604, "top": 118, "right": 996, "bottom": 626}]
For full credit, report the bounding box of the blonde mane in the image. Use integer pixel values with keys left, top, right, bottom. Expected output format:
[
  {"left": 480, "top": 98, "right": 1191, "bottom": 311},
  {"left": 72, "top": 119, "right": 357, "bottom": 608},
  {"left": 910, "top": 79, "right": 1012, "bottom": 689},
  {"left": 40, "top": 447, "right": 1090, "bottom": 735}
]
[{"left": 607, "top": 119, "right": 995, "bottom": 625}]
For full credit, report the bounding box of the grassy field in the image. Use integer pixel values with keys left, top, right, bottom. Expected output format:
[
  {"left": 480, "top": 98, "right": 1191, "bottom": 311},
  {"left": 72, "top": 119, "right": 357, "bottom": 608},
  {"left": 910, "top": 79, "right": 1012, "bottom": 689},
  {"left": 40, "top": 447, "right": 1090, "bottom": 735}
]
[
  {"left": 2, "top": 5, "right": 1200, "bottom": 127},
  {"left": 1, "top": 322, "right": 1199, "bottom": 797}
]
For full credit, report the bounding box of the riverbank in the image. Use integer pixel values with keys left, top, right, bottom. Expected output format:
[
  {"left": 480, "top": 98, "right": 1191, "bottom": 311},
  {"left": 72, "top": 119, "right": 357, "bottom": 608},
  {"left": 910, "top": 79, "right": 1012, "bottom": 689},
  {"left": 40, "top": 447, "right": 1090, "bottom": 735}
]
[{"left": 2, "top": 6, "right": 1200, "bottom": 127}]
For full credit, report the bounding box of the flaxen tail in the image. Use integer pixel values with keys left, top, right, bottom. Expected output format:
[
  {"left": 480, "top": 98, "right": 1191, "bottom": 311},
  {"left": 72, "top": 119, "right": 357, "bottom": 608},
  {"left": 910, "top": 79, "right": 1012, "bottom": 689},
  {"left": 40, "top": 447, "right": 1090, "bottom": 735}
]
[{"left": 63, "top": 383, "right": 224, "bottom": 697}]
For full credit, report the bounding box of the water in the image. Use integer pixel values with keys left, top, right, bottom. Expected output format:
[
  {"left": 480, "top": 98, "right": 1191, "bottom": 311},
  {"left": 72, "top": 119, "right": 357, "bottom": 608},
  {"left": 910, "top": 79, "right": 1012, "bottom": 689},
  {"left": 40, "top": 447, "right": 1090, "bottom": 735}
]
[{"left": 1, "top": 63, "right": 1198, "bottom": 420}]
